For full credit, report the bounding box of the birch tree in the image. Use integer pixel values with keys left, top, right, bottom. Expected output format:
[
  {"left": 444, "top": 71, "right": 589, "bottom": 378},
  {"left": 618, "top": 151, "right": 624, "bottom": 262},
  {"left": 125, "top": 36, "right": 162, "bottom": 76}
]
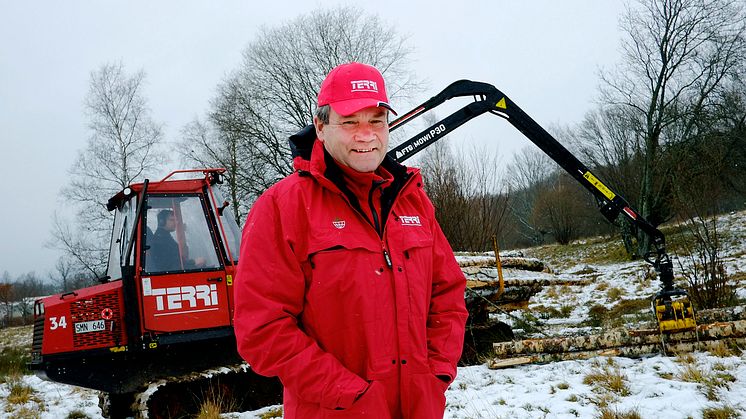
[{"left": 52, "top": 62, "right": 166, "bottom": 278}]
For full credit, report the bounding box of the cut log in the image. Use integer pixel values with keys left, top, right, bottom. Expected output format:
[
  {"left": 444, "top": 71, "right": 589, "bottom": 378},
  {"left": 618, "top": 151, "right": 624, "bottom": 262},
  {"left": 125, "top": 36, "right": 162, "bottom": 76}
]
[
  {"left": 458, "top": 256, "right": 548, "bottom": 272},
  {"left": 493, "top": 320, "right": 746, "bottom": 357},
  {"left": 487, "top": 338, "right": 746, "bottom": 369}
]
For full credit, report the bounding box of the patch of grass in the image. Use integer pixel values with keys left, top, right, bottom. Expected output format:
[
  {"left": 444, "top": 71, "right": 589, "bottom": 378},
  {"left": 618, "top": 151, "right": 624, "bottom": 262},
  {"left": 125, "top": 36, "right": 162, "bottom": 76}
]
[
  {"left": 585, "top": 299, "right": 649, "bottom": 328},
  {"left": 583, "top": 359, "right": 630, "bottom": 397},
  {"left": 10, "top": 406, "right": 41, "bottom": 419},
  {"left": 586, "top": 304, "right": 609, "bottom": 327},
  {"left": 258, "top": 406, "right": 283, "bottom": 419},
  {"left": 65, "top": 410, "right": 91, "bottom": 419},
  {"left": 608, "top": 298, "right": 652, "bottom": 327},
  {"left": 544, "top": 287, "right": 559, "bottom": 299},
  {"left": 0, "top": 347, "right": 31, "bottom": 380},
  {"left": 526, "top": 238, "right": 631, "bottom": 270},
  {"left": 709, "top": 342, "right": 736, "bottom": 358},
  {"left": 566, "top": 394, "right": 579, "bottom": 402},
  {"left": 713, "top": 363, "right": 728, "bottom": 371},
  {"left": 678, "top": 363, "right": 708, "bottom": 384},
  {"left": 6, "top": 379, "right": 36, "bottom": 406},
  {"left": 701, "top": 405, "right": 740, "bottom": 419},
  {"left": 611, "top": 298, "right": 649, "bottom": 316},
  {"left": 582, "top": 242, "right": 632, "bottom": 265},
  {"left": 575, "top": 265, "right": 597, "bottom": 275},
  {"left": 196, "top": 400, "right": 222, "bottom": 419},
  {"left": 194, "top": 383, "right": 240, "bottom": 419},
  {"left": 606, "top": 287, "right": 624, "bottom": 301},
  {"left": 536, "top": 304, "right": 575, "bottom": 320},
  {"left": 597, "top": 407, "right": 642, "bottom": 419},
  {"left": 677, "top": 362, "right": 736, "bottom": 401},
  {"left": 533, "top": 305, "right": 558, "bottom": 320},
  {"left": 557, "top": 382, "right": 570, "bottom": 390},
  {"left": 676, "top": 352, "right": 697, "bottom": 365}
]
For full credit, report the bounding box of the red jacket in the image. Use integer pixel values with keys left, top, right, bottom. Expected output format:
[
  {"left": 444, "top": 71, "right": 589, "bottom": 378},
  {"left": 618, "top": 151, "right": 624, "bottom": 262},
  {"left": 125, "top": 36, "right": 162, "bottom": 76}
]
[{"left": 234, "top": 129, "right": 468, "bottom": 418}]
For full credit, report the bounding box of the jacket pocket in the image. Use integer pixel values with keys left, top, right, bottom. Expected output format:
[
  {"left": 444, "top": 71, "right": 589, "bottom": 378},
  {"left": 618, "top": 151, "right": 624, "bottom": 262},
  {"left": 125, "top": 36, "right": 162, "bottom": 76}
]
[
  {"left": 322, "top": 381, "right": 391, "bottom": 418},
  {"left": 406, "top": 373, "right": 447, "bottom": 418}
]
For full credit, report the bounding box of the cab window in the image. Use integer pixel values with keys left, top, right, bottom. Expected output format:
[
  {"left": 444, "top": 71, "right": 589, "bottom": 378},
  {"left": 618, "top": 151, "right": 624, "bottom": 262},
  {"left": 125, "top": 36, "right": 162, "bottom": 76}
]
[{"left": 143, "top": 195, "right": 221, "bottom": 274}]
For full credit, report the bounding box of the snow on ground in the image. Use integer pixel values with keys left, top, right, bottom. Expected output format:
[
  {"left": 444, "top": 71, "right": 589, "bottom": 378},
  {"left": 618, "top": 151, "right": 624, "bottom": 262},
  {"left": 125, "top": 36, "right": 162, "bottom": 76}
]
[
  {"left": 0, "top": 375, "right": 102, "bottom": 419},
  {"left": 2, "top": 211, "right": 745, "bottom": 418}
]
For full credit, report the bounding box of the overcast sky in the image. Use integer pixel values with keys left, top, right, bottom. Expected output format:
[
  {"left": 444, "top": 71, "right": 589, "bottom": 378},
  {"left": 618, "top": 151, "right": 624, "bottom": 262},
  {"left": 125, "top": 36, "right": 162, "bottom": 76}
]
[{"left": 0, "top": 0, "right": 626, "bottom": 279}]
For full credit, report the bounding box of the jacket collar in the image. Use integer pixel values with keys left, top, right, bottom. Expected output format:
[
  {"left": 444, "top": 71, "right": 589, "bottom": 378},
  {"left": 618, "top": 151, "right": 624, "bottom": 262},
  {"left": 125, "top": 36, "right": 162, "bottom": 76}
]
[{"left": 288, "top": 125, "right": 420, "bottom": 230}]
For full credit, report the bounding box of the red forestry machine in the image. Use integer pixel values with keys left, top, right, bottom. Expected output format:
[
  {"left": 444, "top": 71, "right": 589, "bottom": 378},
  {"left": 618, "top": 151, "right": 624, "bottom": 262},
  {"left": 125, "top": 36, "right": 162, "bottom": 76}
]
[{"left": 30, "top": 80, "right": 696, "bottom": 418}]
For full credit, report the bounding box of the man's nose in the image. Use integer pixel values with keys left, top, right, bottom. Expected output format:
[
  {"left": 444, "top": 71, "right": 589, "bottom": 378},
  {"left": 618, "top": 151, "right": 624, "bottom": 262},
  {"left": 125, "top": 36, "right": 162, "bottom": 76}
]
[{"left": 354, "top": 123, "right": 376, "bottom": 140}]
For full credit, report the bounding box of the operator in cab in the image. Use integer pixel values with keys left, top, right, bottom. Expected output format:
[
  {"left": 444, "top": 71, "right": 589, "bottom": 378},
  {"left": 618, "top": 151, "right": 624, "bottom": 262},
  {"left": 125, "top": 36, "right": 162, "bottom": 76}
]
[{"left": 148, "top": 209, "right": 205, "bottom": 272}]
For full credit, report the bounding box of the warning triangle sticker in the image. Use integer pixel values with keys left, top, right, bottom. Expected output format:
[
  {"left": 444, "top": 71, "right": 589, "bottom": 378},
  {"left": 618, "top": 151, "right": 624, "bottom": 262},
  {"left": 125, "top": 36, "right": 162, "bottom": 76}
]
[{"left": 496, "top": 98, "right": 507, "bottom": 109}]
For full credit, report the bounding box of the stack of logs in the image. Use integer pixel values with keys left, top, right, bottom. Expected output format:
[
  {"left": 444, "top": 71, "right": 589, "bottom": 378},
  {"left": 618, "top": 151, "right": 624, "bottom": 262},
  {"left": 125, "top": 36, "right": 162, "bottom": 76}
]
[
  {"left": 459, "top": 255, "right": 590, "bottom": 313},
  {"left": 489, "top": 308, "right": 746, "bottom": 368}
]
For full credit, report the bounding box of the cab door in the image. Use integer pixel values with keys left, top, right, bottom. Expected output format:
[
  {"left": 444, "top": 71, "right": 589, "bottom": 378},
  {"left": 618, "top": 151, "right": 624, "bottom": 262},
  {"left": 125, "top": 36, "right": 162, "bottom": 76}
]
[{"left": 139, "top": 194, "right": 231, "bottom": 332}]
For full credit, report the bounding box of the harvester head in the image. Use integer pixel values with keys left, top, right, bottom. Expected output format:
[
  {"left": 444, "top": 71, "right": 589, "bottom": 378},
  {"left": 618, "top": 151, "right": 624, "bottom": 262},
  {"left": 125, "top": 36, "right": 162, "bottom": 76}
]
[
  {"left": 649, "top": 251, "right": 697, "bottom": 333},
  {"left": 653, "top": 289, "right": 697, "bottom": 333}
]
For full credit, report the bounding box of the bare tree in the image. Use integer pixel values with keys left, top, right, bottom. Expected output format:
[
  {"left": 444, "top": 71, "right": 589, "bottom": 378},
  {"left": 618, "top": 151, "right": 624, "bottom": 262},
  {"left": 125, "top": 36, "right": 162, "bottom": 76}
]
[
  {"left": 51, "top": 62, "right": 166, "bottom": 278},
  {"left": 569, "top": 106, "right": 647, "bottom": 254},
  {"left": 0, "top": 273, "right": 12, "bottom": 327},
  {"left": 14, "top": 272, "right": 46, "bottom": 323},
  {"left": 505, "top": 146, "right": 557, "bottom": 245},
  {"left": 53, "top": 256, "right": 89, "bottom": 293},
  {"left": 178, "top": 118, "right": 251, "bottom": 222},
  {"left": 420, "top": 141, "right": 509, "bottom": 251},
  {"left": 181, "top": 6, "right": 423, "bottom": 214},
  {"left": 598, "top": 0, "right": 746, "bottom": 256},
  {"left": 420, "top": 141, "right": 466, "bottom": 245},
  {"left": 530, "top": 173, "right": 587, "bottom": 245}
]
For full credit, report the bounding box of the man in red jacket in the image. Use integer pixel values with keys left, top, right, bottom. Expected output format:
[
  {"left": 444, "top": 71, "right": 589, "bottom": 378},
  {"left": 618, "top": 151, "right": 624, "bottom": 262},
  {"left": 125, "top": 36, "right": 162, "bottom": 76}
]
[{"left": 234, "top": 62, "right": 468, "bottom": 418}]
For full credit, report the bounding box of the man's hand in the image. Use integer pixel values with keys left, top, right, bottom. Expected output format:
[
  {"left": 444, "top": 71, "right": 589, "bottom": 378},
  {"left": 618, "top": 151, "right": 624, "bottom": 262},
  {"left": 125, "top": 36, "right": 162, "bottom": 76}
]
[{"left": 194, "top": 256, "right": 206, "bottom": 267}]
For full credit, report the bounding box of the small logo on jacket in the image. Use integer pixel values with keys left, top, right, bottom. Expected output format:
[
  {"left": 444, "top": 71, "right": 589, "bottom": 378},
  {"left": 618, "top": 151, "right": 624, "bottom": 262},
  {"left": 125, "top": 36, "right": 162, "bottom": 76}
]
[
  {"left": 332, "top": 218, "right": 346, "bottom": 229},
  {"left": 400, "top": 215, "right": 421, "bottom": 226},
  {"left": 351, "top": 80, "right": 378, "bottom": 93}
]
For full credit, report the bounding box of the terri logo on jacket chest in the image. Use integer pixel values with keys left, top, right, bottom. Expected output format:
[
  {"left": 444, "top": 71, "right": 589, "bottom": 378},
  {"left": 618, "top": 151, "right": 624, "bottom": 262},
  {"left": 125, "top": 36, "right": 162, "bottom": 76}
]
[{"left": 399, "top": 215, "right": 421, "bottom": 226}]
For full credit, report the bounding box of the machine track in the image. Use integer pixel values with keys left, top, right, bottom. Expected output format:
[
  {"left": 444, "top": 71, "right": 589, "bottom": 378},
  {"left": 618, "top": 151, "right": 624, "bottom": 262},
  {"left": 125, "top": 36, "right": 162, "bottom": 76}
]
[{"left": 100, "top": 363, "right": 282, "bottom": 418}]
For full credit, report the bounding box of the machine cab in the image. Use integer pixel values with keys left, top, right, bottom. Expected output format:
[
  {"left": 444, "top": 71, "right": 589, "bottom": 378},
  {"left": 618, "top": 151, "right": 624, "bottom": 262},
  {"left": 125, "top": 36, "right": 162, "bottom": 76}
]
[{"left": 107, "top": 168, "right": 242, "bottom": 335}]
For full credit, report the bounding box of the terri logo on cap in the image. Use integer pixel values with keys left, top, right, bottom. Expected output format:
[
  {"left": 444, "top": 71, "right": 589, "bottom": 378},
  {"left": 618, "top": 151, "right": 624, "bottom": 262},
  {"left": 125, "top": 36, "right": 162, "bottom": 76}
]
[{"left": 351, "top": 80, "right": 378, "bottom": 93}]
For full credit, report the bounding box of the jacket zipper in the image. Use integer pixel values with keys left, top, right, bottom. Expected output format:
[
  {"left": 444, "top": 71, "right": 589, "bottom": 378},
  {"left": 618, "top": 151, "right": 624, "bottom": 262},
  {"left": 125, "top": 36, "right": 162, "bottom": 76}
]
[
  {"left": 382, "top": 247, "right": 393, "bottom": 269},
  {"left": 369, "top": 180, "right": 384, "bottom": 236}
]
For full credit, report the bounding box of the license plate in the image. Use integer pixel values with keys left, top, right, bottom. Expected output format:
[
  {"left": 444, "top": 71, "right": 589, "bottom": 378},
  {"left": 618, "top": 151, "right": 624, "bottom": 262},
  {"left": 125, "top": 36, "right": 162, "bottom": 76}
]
[{"left": 74, "top": 320, "right": 106, "bottom": 334}]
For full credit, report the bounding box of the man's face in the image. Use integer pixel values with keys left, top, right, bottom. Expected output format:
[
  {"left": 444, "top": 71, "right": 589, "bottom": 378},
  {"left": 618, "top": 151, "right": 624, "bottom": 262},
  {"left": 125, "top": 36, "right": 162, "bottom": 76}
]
[
  {"left": 164, "top": 215, "right": 176, "bottom": 232},
  {"left": 314, "top": 107, "right": 389, "bottom": 173}
]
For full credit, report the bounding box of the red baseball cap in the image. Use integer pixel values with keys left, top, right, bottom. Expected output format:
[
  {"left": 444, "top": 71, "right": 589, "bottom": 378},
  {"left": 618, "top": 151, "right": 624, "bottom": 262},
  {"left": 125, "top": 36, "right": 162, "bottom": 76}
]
[{"left": 317, "top": 62, "right": 397, "bottom": 116}]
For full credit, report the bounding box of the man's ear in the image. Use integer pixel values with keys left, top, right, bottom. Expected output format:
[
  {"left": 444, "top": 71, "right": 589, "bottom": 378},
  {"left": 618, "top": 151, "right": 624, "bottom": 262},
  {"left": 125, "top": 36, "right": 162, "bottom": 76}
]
[{"left": 313, "top": 116, "right": 325, "bottom": 142}]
